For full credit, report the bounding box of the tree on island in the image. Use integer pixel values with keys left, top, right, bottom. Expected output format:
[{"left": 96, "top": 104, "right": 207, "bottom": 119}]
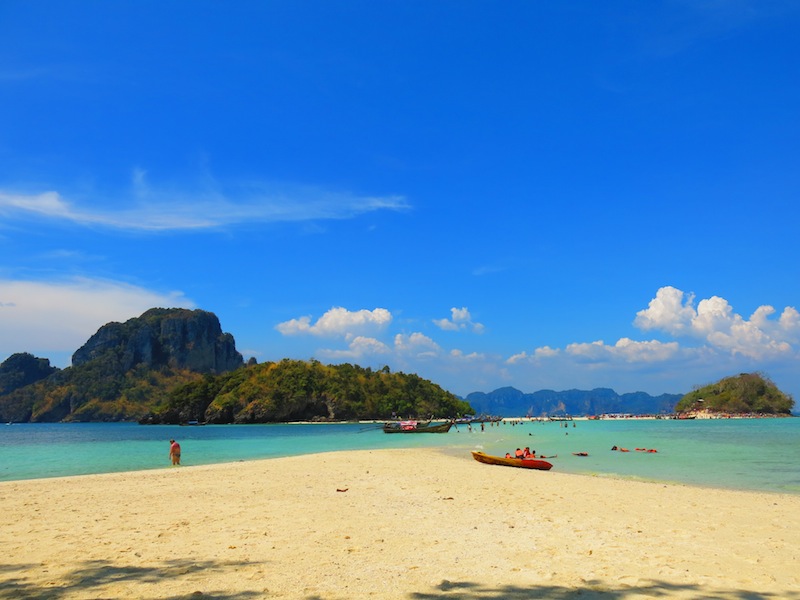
[
  {"left": 140, "top": 358, "right": 473, "bottom": 424},
  {"left": 675, "top": 372, "right": 794, "bottom": 416}
]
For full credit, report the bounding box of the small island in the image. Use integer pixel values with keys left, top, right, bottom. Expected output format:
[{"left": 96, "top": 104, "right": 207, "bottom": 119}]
[{"left": 675, "top": 372, "right": 793, "bottom": 418}]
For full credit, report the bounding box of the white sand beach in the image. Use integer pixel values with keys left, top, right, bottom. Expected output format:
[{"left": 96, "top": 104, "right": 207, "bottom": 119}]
[{"left": 2, "top": 448, "right": 799, "bottom": 599}]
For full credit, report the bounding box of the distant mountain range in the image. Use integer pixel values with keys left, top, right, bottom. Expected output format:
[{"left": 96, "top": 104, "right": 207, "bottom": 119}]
[{"left": 465, "top": 386, "right": 683, "bottom": 417}]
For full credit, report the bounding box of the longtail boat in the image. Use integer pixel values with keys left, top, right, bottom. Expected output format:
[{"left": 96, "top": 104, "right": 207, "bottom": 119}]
[
  {"left": 471, "top": 451, "right": 553, "bottom": 471},
  {"left": 382, "top": 420, "right": 453, "bottom": 433}
]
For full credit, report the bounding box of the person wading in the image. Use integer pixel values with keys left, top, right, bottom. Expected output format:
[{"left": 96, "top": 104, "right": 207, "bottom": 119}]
[{"left": 169, "top": 439, "right": 181, "bottom": 465}]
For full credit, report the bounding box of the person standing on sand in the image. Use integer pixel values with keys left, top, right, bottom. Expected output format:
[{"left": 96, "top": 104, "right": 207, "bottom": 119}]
[{"left": 169, "top": 439, "right": 181, "bottom": 465}]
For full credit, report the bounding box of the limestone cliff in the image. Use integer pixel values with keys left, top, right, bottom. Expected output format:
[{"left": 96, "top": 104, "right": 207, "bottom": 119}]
[
  {"left": 72, "top": 308, "right": 243, "bottom": 374},
  {"left": 0, "top": 352, "right": 57, "bottom": 395},
  {"left": 0, "top": 308, "right": 244, "bottom": 422}
]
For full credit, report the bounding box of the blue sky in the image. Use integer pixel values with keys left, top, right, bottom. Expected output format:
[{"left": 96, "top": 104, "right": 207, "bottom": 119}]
[{"left": 1, "top": 1, "right": 799, "bottom": 402}]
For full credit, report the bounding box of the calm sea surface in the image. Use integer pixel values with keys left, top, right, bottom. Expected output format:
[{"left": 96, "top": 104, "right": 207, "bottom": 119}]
[{"left": 1, "top": 419, "right": 799, "bottom": 494}]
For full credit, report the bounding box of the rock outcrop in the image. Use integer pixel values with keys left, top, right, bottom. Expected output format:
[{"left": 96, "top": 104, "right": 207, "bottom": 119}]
[
  {"left": 72, "top": 308, "right": 243, "bottom": 374},
  {"left": 0, "top": 352, "right": 58, "bottom": 395},
  {"left": 0, "top": 307, "right": 245, "bottom": 422}
]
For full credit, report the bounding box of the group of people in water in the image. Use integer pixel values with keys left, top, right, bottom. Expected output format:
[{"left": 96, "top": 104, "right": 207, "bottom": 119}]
[
  {"left": 501, "top": 444, "right": 658, "bottom": 459},
  {"left": 505, "top": 447, "right": 531, "bottom": 459},
  {"left": 511, "top": 446, "right": 534, "bottom": 459},
  {"left": 505, "top": 447, "right": 556, "bottom": 460},
  {"left": 611, "top": 445, "right": 657, "bottom": 453}
]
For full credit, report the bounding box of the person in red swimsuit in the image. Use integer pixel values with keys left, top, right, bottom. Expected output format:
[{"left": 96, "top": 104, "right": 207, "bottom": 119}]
[{"left": 169, "top": 439, "right": 181, "bottom": 465}]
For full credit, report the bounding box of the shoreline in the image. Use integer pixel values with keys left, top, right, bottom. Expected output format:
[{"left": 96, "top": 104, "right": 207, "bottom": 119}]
[
  {"left": 6, "top": 446, "right": 796, "bottom": 497},
  {"left": 4, "top": 419, "right": 800, "bottom": 495},
  {"left": 2, "top": 447, "right": 799, "bottom": 599}
]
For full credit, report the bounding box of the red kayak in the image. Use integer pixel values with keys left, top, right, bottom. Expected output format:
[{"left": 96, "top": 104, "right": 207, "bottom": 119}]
[{"left": 471, "top": 451, "right": 553, "bottom": 471}]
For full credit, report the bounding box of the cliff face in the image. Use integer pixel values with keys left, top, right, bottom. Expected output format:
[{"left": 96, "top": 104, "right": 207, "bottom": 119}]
[
  {"left": 0, "top": 307, "right": 245, "bottom": 422},
  {"left": 72, "top": 308, "right": 243, "bottom": 374},
  {"left": 0, "top": 353, "right": 58, "bottom": 395}
]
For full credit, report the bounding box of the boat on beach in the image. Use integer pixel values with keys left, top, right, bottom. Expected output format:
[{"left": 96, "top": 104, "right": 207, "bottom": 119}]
[
  {"left": 471, "top": 451, "right": 553, "bottom": 471},
  {"left": 383, "top": 420, "right": 453, "bottom": 433}
]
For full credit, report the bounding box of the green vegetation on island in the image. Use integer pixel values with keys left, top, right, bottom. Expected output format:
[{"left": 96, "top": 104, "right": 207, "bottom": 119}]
[
  {"left": 0, "top": 308, "right": 472, "bottom": 423},
  {"left": 0, "top": 308, "right": 242, "bottom": 422},
  {"left": 675, "top": 372, "right": 794, "bottom": 416},
  {"left": 140, "top": 359, "right": 473, "bottom": 424}
]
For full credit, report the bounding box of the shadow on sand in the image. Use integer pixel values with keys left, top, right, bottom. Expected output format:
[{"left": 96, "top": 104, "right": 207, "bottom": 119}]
[
  {"left": 403, "top": 579, "right": 800, "bottom": 600},
  {"left": 4, "top": 562, "right": 798, "bottom": 599},
  {"left": 0, "top": 559, "right": 264, "bottom": 600}
]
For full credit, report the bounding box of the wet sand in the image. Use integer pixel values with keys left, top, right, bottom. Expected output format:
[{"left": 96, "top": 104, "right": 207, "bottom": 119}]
[{"left": 2, "top": 448, "right": 799, "bottom": 599}]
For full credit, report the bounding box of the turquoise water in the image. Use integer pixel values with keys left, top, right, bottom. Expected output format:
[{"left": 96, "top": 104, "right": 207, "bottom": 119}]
[
  {"left": 1, "top": 419, "right": 799, "bottom": 494},
  {"left": 473, "top": 418, "right": 800, "bottom": 494}
]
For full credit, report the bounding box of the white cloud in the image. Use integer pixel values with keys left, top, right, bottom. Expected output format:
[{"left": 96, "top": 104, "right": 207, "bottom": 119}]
[
  {"left": 506, "top": 346, "right": 561, "bottom": 365},
  {"left": 0, "top": 277, "right": 194, "bottom": 365},
  {"left": 756, "top": 308, "right": 799, "bottom": 347},
  {"left": 317, "top": 336, "right": 391, "bottom": 360},
  {"left": 432, "top": 318, "right": 459, "bottom": 331},
  {"left": 635, "top": 286, "right": 798, "bottom": 360},
  {"left": 693, "top": 296, "right": 735, "bottom": 337},
  {"left": 778, "top": 307, "right": 800, "bottom": 339},
  {"left": 449, "top": 349, "right": 486, "bottom": 361},
  {"left": 276, "top": 307, "right": 392, "bottom": 338},
  {"left": 0, "top": 184, "right": 410, "bottom": 232},
  {"left": 612, "top": 338, "right": 681, "bottom": 361},
  {"left": 433, "top": 307, "right": 485, "bottom": 333},
  {"left": 535, "top": 346, "right": 560, "bottom": 359},
  {"left": 549, "top": 338, "right": 681, "bottom": 364},
  {"left": 394, "top": 332, "right": 441, "bottom": 358},
  {"left": 506, "top": 351, "right": 529, "bottom": 365},
  {"left": 566, "top": 340, "right": 609, "bottom": 361},
  {"left": 0, "top": 191, "right": 73, "bottom": 218},
  {"left": 634, "top": 285, "right": 696, "bottom": 335}
]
